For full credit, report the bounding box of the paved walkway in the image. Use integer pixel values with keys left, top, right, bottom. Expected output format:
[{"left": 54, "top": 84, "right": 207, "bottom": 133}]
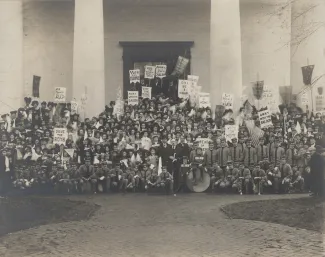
[{"left": 0, "top": 194, "right": 324, "bottom": 257}]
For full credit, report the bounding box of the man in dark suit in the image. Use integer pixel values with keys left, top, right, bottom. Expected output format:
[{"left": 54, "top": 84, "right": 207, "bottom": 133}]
[
  {"left": 157, "top": 136, "right": 173, "bottom": 167},
  {"left": 0, "top": 148, "right": 14, "bottom": 195},
  {"left": 175, "top": 135, "right": 191, "bottom": 162}
]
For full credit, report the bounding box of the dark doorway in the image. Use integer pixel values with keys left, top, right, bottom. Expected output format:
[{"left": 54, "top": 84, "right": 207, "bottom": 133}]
[{"left": 119, "top": 41, "right": 194, "bottom": 99}]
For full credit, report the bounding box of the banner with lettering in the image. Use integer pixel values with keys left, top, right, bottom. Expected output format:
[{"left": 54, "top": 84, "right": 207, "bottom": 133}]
[
  {"left": 142, "top": 86, "right": 152, "bottom": 99},
  {"left": 171, "top": 56, "right": 189, "bottom": 76},
  {"left": 301, "top": 91, "right": 309, "bottom": 106},
  {"left": 199, "top": 93, "right": 210, "bottom": 108},
  {"left": 128, "top": 91, "right": 139, "bottom": 105},
  {"left": 54, "top": 87, "right": 66, "bottom": 102},
  {"left": 258, "top": 109, "right": 273, "bottom": 128},
  {"left": 225, "top": 125, "right": 239, "bottom": 142},
  {"left": 155, "top": 65, "right": 167, "bottom": 78},
  {"left": 144, "top": 66, "right": 156, "bottom": 79},
  {"left": 315, "top": 94, "right": 324, "bottom": 111},
  {"left": 221, "top": 93, "right": 233, "bottom": 110},
  {"left": 129, "top": 69, "right": 140, "bottom": 83},
  {"left": 178, "top": 80, "right": 190, "bottom": 99},
  {"left": 53, "top": 128, "right": 68, "bottom": 145}
]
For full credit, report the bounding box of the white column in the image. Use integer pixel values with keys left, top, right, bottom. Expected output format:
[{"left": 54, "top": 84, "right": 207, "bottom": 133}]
[
  {"left": 73, "top": 0, "right": 105, "bottom": 119},
  {"left": 291, "top": 0, "right": 325, "bottom": 110},
  {"left": 210, "top": 0, "right": 243, "bottom": 111},
  {"left": 0, "top": 0, "right": 23, "bottom": 115}
]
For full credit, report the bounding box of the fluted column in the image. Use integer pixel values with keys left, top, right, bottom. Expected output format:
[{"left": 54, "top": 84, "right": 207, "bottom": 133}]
[
  {"left": 0, "top": 0, "right": 23, "bottom": 114},
  {"left": 210, "top": 0, "right": 243, "bottom": 111},
  {"left": 73, "top": 0, "right": 105, "bottom": 119}
]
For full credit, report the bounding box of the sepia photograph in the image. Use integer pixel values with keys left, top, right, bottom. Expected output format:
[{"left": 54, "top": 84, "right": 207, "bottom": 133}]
[{"left": 0, "top": 0, "right": 325, "bottom": 256}]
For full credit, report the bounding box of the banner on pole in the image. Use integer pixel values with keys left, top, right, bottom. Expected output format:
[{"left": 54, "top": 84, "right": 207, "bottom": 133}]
[
  {"left": 258, "top": 109, "right": 273, "bottom": 128},
  {"left": 54, "top": 87, "right": 66, "bottom": 102},
  {"left": 32, "top": 75, "right": 41, "bottom": 98},
  {"left": 315, "top": 94, "right": 324, "bottom": 111},
  {"left": 53, "top": 128, "right": 68, "bottom": 145},
  {"left": 225, "top": 125, "right": 239, "bottom": 142},
  {"left": 129, "top": 69, "right": 140, "bottom": 83},
  {"left": 199, "top": 93, "right": 210, "bottom": 108},
  {"left": 142, "top": 86, "right": 152, "bottom": 99},
  {"left": 171, "top": 56, "right": 189, "bottom": 76},
  {"left": 155, "top": 65, "right": 167, "bottom": 78},
  {"left": 65, "top": 148, "right": 75, "bottom": 159},
  {"left": 128, "top": 91, "right": 139, "bottom": 105},
  {"left": 144, "top": 66, "right": 156, "bottom": 79},
  {"left": 178, "top": 80, "right": 190, "bottom": 99},
  {"left": 221, "top": 93, "right": 233, "bottom": 110}
]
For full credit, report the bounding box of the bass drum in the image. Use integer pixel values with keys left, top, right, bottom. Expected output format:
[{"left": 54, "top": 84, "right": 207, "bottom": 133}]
[{"left": 186, "top": 169, "right": 210, "bottom": 193}]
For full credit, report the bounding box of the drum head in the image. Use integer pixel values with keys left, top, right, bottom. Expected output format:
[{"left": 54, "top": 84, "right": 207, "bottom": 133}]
[{"left": 186, "top": 170, "right": 210, "bottom": 193}]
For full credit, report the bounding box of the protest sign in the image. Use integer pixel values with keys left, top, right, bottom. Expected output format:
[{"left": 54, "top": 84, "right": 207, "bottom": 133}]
[
  {"left": 225, "top": 125, "right": 239, "bottom": 142},
  {"left": 70, "top": 101, "right": 78, "bottom": 114},
  {"left": 54, "top": 87, "right": 66, "bottom": 102},
  {"left": 142, "top": 86, "right": 152, "bottom": 99},
  {"left": 187, "top": 75, "right": 199, "bottom": 85},
  {"left": 113, "top": 100, "right": 124, "bottom": 117},
  {"left": 155, "top": 65, "right": 167, "bottom": 78},
  {"left": 53, "top": 128, "right": 68, "bottom": 145},
  {"left": 258, "top": 109, "right": 273, "bottom": 128},
  {"left": 222, "top": 93, "right": 233, "bottom": 110},
  {"left": 178, "top": 80, "right": 190, "bottom": 99},
  {"left": 129, "top": 69, "right": 140, "bottom": 83},
  {"left": 195, "top": 138, "right": 211, "bottom": 151},
  {"left": 144, "top": 66, "right": 155, "bottom": 79},
  {"left": 128, "top": 91, "right": 139, "bottom": 105},
  {"left": 301, "top": 91, "right": 309, "bottom": 106},
  {"left": 171, "top": 56, "right": 189, "bottom": 76},
  {"left": 315, "top": 94, "right": 324, "bottom": 111},
  {"left": 199, "top": 93, "right": 210, "bottom": 108}
]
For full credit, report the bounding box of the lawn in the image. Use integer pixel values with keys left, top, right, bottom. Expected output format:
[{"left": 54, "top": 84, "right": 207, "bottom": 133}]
[
  {"left": 0, "top": 196, "right": 100, "bottom": 237},
  {"left": 221, "top": 197, "right": 325, "bottom": 233}
]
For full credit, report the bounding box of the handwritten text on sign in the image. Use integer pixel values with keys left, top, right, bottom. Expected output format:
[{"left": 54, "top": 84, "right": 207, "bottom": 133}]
[
  {"left": 155, "top": 65, "right": 167, "bottom": 78},
  {"left": 316, "top": 95, "right": 324, "bottom": 111},
  {"left": 128, "top": 91, "right": 139, "bottom": 105},
  {"left": 178, "top": 80, "right": 190, "bottom": 99},
  {"left": 54, "top": 87, "right": 66, "bottom": 102},
  {"left": 144, "top": 66, "right": 156, "bottom": 79},
  {"left": 70, "top": 101, "right": 78, "bottom": 114},
  {"left": 258, "top": 109, "right": 273, "bottom": 128},
  {"left": 225, "top": 125, "right": 239, "bottom": 142},
  {"left": 195, "top": 138, "right": 211, "bottom": 152},
  {"left": 142, "top": 86, "right": 152, "bottom": 99},
  {"left": 53, "top": 128, "right": 68, "bottom": 145},
  {"left": 199, "top": 93, "right": 210, "bottom": 108},
  {"left": 222, "top": 93, "right": 233, "bottom": 110},
  {"left": 129, "top": 69, "right": 140, "bottom": 83}
]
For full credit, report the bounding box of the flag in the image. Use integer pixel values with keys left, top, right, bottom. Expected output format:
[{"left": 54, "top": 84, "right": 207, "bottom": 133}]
[
  {"left": 65, "top": 148, "right": 75, "bottom": 158},
  {"left": 296, "top": 122, "right": 301, "bottom": 134},
  {"left": 245, "top": 120, "right": 264, "bottom": 147},
  {"left": 158, "top": 157, "right": 162, "bottom": 175},
  {"left": 301, "top": 65, "right": 314, "bottom": 85}
]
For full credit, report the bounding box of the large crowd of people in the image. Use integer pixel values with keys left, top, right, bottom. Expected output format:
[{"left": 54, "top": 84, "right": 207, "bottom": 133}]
[{"left": 0, "top": 85, "right": 325, "bottom": 196}]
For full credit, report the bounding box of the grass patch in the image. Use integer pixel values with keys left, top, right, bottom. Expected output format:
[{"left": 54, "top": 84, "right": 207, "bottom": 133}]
[
  {"left": 0, "top": 196, "right": 100, "bottom": 237},
  {"left": 222, "top": 197, "right": 325, "bottom": 232}
]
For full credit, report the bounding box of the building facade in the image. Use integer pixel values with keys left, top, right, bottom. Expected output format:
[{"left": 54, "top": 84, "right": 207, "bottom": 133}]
[{"left": 0, "top": 0, "right": 324, "bottom": 117}]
